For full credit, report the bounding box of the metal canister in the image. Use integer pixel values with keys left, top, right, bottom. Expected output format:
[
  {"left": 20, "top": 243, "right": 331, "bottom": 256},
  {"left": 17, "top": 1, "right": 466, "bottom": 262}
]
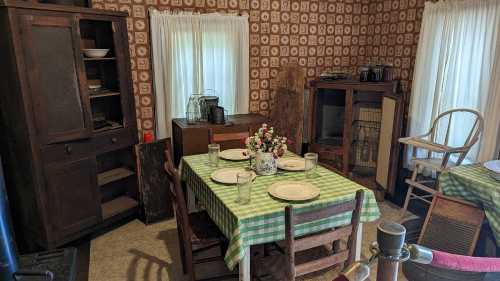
[
  {"left": 383, "top": 65, "right": 394, "bottom": 81},
  {"left": 209, "top": 106, "right": 226, "bottom": 124},
  {"left": 370, "top": 65, "right": 384, "bottom": 82},
  {"left": 359, "top": 65, "right": 370, "bottom": 82},
  {"left": 200, "top": 96, "right": 219, "bottom": 121}
]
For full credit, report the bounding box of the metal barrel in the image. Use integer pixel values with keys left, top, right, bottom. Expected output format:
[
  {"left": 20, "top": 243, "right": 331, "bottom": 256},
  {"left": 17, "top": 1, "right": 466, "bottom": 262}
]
[
  {"left": 376, "top": 221, "right": 407, "bottom": 281},
  {"left": 0, "top": 156, "right": 18, "bottom": 280}
]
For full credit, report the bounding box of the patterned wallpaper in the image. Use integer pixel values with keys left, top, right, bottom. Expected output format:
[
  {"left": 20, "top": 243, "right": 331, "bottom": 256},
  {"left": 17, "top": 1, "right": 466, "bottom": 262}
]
[
  {"left": 365, "top": 0, "right": 425, "bottom": 95},
  {"left": 90, "top": 0, "right": 426, "bottom": 138}
]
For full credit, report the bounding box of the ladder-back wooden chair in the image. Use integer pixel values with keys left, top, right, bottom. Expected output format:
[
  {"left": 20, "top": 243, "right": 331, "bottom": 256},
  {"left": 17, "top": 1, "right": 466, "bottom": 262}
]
[
  {"left": 399, "top": 108, "right": 484, "bottom": 218},
  {"left": 269, "top": 63, "right": 306, "bottom": 154},
  {"left": 282, "top": 190, "right": 364, "bottom": 281},
  {"left": 164, "top": 144, "right": 237, "bottom": 281},
  {"left": 208, "top": 127, "right": 250, "bottom": 150}
]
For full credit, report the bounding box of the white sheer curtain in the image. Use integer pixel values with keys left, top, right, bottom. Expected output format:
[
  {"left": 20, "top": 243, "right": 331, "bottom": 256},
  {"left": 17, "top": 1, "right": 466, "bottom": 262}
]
[
  {"left": 150, "top": 10, "right": 249, "bottom": 138},
  {"left": 408, "top": 0, "right": 500, "bottom": 164}
]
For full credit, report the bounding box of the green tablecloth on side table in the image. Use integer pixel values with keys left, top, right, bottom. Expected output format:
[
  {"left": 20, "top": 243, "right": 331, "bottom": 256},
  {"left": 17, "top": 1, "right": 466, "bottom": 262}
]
[
  {"left": 440, "top": 164, "right": 500, "bottom": 244},
  {"left": 181, "top": 154, "right": 381, "bottom": 270}
]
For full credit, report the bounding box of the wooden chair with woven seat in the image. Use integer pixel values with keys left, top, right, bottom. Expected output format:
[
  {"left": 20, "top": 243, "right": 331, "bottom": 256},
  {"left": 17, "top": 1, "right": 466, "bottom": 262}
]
[
  {"left": 163, "top": 144, "right": 237, "bottom": 281},
  {"left": 403, "top": 194, "right": 486, "bottom": 281},
  {"left": 265, "top": 190, "right": 364, "bottom": 281},
  {"left": 208, "top": 127, "right": 250, "bottom": 150},
  {"left": 398, "top": 108, "right": 484, "bottom": 219}
]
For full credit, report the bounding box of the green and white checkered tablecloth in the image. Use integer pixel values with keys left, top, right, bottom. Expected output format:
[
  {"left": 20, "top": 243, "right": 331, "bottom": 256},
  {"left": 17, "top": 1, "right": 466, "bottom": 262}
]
[
  {"left": 440, "top": 164, "right": 500, "bottom": 244},
  {"left": 181, "top": 153, "right": 381, "bottom": 270}
]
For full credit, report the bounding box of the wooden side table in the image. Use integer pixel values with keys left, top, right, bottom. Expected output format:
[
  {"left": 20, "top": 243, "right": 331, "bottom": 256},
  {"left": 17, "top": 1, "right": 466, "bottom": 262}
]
[{"left": 172, "top": 114, "right": 267, "bottom": 166}]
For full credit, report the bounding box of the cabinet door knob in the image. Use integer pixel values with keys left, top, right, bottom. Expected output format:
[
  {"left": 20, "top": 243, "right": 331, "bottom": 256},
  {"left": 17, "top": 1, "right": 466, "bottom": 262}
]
[
  {"left": 111, "top": 137, "right": 118, "bottom": 143},
  {"left": 65, "top": 144, "right": 72, "bottom": 154}
]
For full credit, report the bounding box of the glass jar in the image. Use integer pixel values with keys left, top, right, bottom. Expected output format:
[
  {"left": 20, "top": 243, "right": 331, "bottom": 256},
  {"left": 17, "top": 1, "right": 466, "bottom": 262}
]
[
  {"left": 192, "top": 93, "right": 202, "bottom": 121},
  {"left": 198, "top": 98, "right": 208, "bottom": 122},
  {"left": 186, "top": 95, "right": 198, "bottom": 124}
]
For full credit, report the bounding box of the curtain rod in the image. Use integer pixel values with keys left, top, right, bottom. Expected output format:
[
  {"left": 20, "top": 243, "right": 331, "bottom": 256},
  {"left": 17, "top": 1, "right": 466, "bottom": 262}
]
[{"left": 147, "top": 7, "right": 248, "bottom": 17}]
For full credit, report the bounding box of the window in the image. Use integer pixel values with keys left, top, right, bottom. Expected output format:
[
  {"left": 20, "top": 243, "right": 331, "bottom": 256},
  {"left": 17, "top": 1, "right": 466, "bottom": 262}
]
[
  {"left": 408, "top": 0, "right": 500, "bottom": 163},
  {"left": 150, "top": 11, "right": 249, "bottom": 138}
]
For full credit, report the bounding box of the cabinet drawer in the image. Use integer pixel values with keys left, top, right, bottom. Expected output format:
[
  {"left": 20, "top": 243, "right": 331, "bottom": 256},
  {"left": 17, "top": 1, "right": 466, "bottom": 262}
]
[
  {"left": 41, "top": 140, "right": 93, "bottom": 163},
  {"left": 93, "top": 129, "right": 136, "bottom": 154}
]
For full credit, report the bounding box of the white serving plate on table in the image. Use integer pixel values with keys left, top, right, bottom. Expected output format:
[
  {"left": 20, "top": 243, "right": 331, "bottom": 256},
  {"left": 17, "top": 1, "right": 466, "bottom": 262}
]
[
  {"left": 484, "top": 160, "right": 500, "bottom": 173},
  {"left": 219, "top": 149, "right": 250, "bottom": 161},
  {"left": 267, "top": 181, "right": 320, "bottom": 201},
  {"left": 210, "top": 167, "right": 256, "bottom": 184},
  {"left": 277, "top": 158, "right": 306, "bottom": 171},
  {"left": 483, "top": 160, "right": 500, "bottom": 182}
]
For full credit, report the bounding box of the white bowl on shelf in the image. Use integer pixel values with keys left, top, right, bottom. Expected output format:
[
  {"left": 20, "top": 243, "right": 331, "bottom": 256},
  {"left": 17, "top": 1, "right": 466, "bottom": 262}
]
[{"left": 83, "top": 49, "right": 110, "bottom": 58}]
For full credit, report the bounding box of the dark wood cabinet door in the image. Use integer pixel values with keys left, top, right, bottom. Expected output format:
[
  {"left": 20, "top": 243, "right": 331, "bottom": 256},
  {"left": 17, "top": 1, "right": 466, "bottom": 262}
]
[
  {"left": 20, "top": 15, "right": 92, "bottom": 144},
  {"left": 44, "top": 157, "right": 101, "bottom": 241},
  {"left": 113, "top": 19, "right": 136, "bottom": 130}
]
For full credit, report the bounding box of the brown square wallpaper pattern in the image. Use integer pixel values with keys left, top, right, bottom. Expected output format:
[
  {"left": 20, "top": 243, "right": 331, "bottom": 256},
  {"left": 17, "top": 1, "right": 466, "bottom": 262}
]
[{"left": 90, "top": 0, "right": 426, "bottom": 138}]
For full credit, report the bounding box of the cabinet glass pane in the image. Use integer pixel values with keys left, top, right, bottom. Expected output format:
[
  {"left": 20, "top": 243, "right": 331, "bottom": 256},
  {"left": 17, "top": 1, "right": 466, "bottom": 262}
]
[
  {"left": 314, "top": 88, "right": 346, "bottom": 147},
  {"left": 32, "top": 26, "right": 85, "bottom": 134}
]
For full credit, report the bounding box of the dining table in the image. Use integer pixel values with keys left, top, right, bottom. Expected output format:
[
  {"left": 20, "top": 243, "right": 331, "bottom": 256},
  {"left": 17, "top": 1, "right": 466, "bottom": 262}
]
[
  {"left": 180, "top": 152, "right": 381, "bottom": 281},
  {"left": 439, "top": 164, "right": 500, "bottom": 247}
]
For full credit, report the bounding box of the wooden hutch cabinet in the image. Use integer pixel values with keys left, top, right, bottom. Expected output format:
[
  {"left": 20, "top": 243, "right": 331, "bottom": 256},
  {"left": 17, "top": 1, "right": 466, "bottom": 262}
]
[
  {"left": 0, "top": 1, "right": 139, "bottom": 249},
  {"left": 308, "top": 80, "right": 404, "bottom": 199},
  {"left": 172, "top": 114, "right": 267, "bottom": 166}
]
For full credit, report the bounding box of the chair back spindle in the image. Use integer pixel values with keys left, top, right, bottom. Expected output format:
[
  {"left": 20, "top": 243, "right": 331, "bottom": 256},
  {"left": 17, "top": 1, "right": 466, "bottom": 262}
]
[
  {"left": 164, "top": 145, "right": 195, "bottom": 279},
  {"left": 208, "top": 127, "right": 250, "bottom": 150},
  {"left": 284, "top": 190, "right": 364, "bottom": 281}
]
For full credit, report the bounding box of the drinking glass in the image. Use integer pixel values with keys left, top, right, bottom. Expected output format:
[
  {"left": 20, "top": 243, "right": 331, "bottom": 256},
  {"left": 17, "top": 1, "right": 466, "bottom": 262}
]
[
  {"left": 304, "top": 152, "right": 318, "bottom": 179},
  {"left": 236, "top": 171, "right": 253, "bottom": 204},
  {"left": 208, "top": 143, "right": 220, "bottom": 167}
]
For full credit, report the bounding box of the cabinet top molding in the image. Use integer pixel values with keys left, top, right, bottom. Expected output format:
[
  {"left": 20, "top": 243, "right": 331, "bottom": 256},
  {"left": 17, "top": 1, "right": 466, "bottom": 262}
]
[{"left": 0, "top": 0, "right": 128, "bottom": 17}]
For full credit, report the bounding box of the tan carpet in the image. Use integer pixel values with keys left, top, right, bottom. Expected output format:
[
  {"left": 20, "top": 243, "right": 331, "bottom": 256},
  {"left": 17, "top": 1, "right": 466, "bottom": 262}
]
[{"left": 89, "top": 202, "right": 410, "bottom": 281}]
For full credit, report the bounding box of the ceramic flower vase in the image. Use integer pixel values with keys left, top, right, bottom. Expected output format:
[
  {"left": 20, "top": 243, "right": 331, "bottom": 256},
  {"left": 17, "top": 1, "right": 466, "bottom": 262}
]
[{"left": 255, "top": 151, "right": 277, "bottom": 176}]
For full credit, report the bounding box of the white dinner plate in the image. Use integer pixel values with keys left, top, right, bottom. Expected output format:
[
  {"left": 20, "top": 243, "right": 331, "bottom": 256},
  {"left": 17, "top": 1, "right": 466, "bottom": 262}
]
[
  {"left": 484, "top": 160, "right": 500, "bottom": 173},
  {"left": 219, "top": 149, "right": 250, "bottom": 161},
  {"left": 210, "top": 168, "right": 256, "bottom": 184},
  {"left": 267, "top": 181, "right": 320, "bottom": 201},
  {"left": 277, "top": 158, "right": 306, "bottom": 171}
]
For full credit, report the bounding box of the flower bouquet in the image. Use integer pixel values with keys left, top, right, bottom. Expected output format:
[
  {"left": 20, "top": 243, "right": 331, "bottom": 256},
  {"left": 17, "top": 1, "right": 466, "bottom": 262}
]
[{"left": 244, "top": 124, "right": 289, "bottom": 175}]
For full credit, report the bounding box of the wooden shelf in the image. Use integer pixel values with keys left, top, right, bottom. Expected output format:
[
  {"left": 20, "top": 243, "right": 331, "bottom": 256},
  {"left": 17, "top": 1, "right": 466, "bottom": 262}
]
[
  {"left": 83, "top": 57, "right": 116, "bottom": 61},
  {"left": 101, "top": 196, "right": 138, "bottom": 220},
  {"left": 93, "top": 123, "right": 124, "bottom": 133},
  {"left": 89, "top": 91, "right": 120, "bottom": 99},
  {"left": 97, "top": 167, "right": 135, "bottom": 186}
]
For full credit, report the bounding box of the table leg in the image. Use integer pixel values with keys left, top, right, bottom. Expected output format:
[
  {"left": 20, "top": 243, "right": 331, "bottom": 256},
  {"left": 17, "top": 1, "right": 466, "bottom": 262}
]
[
  {"left": 356, "top": 223, "right": 363, "bottom": 261},
  {"left": 186, "top": 186, "right": 197, "bottom": 213},
  {"left": 239, "top": 247, "right": 251, "bottom": 281}
]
